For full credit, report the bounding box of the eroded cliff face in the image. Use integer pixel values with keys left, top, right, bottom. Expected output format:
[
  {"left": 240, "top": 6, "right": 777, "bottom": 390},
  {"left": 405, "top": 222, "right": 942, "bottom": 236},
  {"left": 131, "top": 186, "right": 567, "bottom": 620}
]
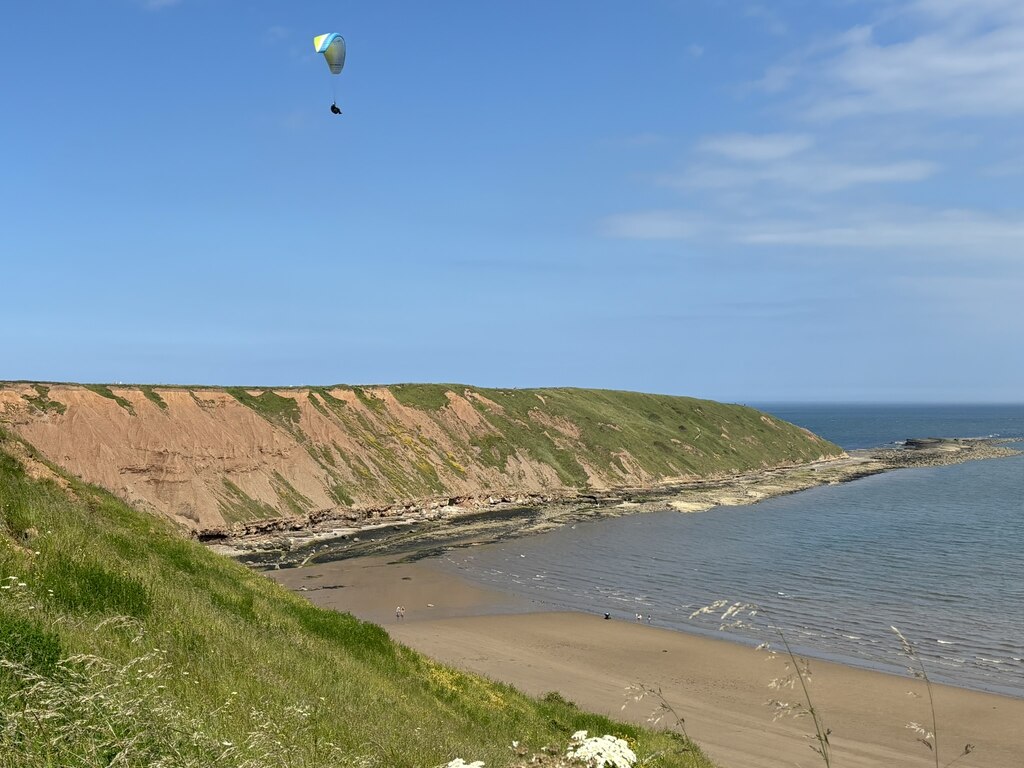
[{"left": 0, "top": 383, "right": 843, "bottom": 534}]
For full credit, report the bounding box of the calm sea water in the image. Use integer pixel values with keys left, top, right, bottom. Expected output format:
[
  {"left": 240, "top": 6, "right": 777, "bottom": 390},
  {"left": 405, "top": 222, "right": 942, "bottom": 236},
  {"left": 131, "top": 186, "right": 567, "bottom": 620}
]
[{"left": 439, "top": 405, "right": 1024, "bottom": 698}]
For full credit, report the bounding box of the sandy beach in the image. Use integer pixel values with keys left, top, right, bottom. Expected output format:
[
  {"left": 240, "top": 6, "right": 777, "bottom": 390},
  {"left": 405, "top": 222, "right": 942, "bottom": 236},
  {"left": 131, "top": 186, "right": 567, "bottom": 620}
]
[{"left": 271, "top": 556, "right": 1024, "bottom": 768}]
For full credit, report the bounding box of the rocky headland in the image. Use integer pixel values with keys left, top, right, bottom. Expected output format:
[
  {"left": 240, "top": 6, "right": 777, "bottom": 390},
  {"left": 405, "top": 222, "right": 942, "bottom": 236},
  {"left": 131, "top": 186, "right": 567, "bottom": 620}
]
[{"left": 215, "top": 436, "right": 1019, "bottom": 568}]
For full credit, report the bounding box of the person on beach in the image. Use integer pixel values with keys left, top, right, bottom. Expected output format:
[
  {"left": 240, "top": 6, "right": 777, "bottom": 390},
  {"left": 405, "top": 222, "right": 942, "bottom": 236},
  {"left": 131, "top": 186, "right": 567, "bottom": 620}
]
[{"left": 603, "top": 612, "right": 610, "bottom": 620}]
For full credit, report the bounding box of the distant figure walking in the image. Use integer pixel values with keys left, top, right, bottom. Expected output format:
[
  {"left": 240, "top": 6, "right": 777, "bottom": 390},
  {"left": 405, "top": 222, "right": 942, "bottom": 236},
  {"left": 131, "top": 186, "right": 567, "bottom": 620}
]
[
  {"left": 396, "top": 605, "right": 405, "bottom": 620},
  {"left": 635, "top": 612, "right": 643, "bottom": 622},
  {"left": 603, "top": 612, "right": 611, "bottom": 620}
]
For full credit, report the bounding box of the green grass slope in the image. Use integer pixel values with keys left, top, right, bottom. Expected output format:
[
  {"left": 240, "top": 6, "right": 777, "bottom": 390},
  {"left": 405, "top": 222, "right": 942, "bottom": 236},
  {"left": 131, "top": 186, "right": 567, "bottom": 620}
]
[
  {"left": 234, "top": 384, "right": 844, "bottom": 497},
  {"left": 426, "top": 387, "right": 839, "bottom": 483},
  {"left": 0, "top": 429, "right": 714, "bottom": 768}
]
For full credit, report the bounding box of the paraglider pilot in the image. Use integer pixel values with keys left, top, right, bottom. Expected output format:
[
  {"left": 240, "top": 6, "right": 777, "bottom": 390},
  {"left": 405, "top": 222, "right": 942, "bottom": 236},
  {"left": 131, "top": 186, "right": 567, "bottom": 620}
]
[{"left": 314, "top": 33, "right": 347, "bottom": 117}]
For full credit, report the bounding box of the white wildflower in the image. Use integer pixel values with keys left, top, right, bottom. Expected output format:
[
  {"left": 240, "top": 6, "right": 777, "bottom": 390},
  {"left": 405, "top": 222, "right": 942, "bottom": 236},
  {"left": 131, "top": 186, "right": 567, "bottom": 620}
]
[
  {"left": 445, "top": 759, "right": 485, "bottom": 768},
  {"left": 566, "top": 732, "right": 637, "bottom": 768}
]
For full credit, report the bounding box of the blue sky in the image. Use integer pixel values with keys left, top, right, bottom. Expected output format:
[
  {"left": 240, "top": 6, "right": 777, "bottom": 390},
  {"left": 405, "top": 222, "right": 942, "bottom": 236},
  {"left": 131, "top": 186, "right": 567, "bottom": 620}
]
[{"left": 2, "top": 1, "right": 1022, "bottom": 402}]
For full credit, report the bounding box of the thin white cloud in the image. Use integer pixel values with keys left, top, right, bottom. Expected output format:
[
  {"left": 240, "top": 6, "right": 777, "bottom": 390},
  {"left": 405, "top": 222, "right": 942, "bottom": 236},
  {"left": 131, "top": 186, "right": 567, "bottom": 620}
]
[
  {"left": 603, "top": 206, "right": 1024, "bottom": 261},
  {"left": 911, "top": 0, "right": 1024, "bottom": 24},
  {"left": 602, "top": 211, "right": 702, "bottom": 240},
  {"left": 698, "top": 133, "right": 813, "bottom": 162},
  {"left": 670, "top": 132, "right": 937, "bottom": 192},
  {"left": 805, "top": 2, "right": 1024, "bottom": 119},
  {"left": 740, "top": 208, "right": 1024, "bottom": 254},
  {"left": 671, "top": 162, "right": 932, "bottom": 192},
  {"left": 731, "top": 159, "right": 936, "bottom": 191}
]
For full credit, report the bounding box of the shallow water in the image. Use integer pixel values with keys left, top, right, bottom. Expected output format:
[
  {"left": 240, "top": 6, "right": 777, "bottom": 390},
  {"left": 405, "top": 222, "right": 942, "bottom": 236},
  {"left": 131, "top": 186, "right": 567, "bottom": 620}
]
[{"left": 439, "top": 405, "right": 1024, "bottom": 698}]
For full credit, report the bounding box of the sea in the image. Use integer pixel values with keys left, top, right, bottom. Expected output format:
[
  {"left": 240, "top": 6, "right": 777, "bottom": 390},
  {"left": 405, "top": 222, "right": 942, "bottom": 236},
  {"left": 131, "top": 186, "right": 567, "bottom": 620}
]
[{"left": 437, "top": 404, "right": 1024, "bottom": 698}]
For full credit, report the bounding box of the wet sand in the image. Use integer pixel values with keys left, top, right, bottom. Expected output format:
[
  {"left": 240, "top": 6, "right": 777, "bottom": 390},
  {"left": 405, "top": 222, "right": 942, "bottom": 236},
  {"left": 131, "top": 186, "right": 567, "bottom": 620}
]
[{"left": 270, "top": 557, "right": 1024, "bottom": 768}]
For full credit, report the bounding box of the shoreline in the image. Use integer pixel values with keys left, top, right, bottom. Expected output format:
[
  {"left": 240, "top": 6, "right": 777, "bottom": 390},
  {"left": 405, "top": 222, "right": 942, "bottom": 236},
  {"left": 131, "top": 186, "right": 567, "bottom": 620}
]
[
  {"left": 269, "top": 555, "right": 1024, "bottom": 768},
  {"left": 215, "top": 438, "right": 1019, "bottom": 568},
  {"left": 254, "top": 439, "right": 1024, "bottom": 765}
]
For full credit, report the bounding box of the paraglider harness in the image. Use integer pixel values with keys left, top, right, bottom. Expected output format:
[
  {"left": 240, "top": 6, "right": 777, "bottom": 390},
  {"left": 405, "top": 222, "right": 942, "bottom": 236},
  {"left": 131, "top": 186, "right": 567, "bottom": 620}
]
[{"left": 330, "top": 102, "right": 342, "bottom": 115}]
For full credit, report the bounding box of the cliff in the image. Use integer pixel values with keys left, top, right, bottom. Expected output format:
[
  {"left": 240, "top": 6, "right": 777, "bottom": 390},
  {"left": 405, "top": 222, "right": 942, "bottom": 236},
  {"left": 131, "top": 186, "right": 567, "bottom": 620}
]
[{"left": 0, "top": 382, "right": 843, "bottom": 534}]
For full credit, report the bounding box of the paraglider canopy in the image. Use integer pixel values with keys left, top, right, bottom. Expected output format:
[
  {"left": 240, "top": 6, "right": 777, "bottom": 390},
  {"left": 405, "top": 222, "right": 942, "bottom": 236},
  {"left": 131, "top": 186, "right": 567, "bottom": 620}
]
[{"left": 313, "top": 33, "right": 346, "bottom": 75}]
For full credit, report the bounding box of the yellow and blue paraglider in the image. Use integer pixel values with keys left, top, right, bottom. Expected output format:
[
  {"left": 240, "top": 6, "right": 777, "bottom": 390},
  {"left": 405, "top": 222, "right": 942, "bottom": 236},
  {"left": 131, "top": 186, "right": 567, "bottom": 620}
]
[{"left": 313, "top": 33, "right": 346, "bottom": 115}]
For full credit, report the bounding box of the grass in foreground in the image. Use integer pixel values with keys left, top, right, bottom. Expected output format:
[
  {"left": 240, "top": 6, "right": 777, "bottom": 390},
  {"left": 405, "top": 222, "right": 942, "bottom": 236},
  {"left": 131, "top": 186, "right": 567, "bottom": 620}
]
[{"left": 0, "top": 430, "right": 714, "bottom": 768}]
